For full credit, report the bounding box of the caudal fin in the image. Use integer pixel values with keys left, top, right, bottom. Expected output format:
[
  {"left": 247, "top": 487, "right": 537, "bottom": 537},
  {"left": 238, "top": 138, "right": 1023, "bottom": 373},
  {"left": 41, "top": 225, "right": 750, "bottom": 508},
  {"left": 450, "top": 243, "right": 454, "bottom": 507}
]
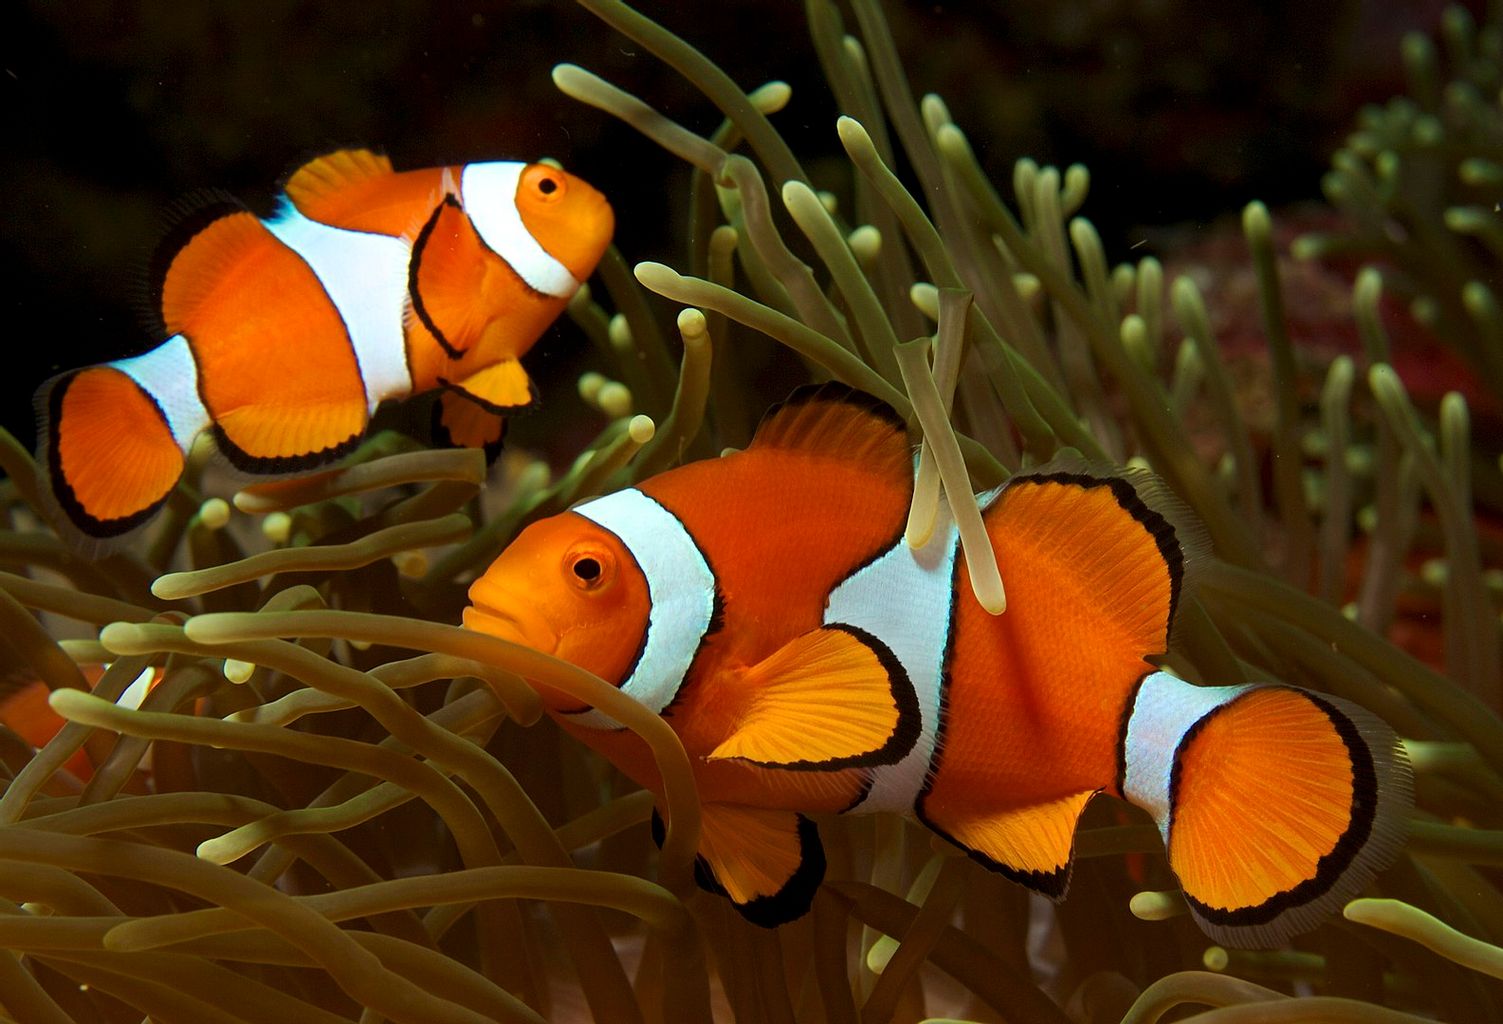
[
  {"left": 36, "top": 365, "right": 191, "bottom": 553},
  {"left": 1122, "top": 671, "right": 1411, "bottom": 947}
]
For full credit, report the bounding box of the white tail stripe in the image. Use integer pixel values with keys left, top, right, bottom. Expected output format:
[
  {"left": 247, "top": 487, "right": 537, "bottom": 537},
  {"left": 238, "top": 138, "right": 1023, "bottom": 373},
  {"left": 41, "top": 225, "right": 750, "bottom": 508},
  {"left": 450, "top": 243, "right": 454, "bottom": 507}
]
[
  {"left": 460, "top": 162, "right": 579, "bottom": 299},
  {"left": 830, "top": 505, "right": 960, "bottom": 814},
  {"left": 264, "top": 203, "right": 413, "bottom": 412},
  {"left": 109, "top": 334, "right": 211, "bottom": 450},
  {"left": 1122, "top": 672, "right": 1251, "bottom": 839},
  {"left": 566, "top": 488, "right": 717, "bottom": 730}
]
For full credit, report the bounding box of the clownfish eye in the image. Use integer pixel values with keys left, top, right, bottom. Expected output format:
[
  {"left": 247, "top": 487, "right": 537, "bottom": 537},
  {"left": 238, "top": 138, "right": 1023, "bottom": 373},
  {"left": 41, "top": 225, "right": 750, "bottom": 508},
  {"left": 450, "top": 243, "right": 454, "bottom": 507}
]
[
  {"left": 565, "top": 548, "right": 612, "bottom": 591},
  {"left": 537, "top": 176, "right": 558, "bottom": 195}
]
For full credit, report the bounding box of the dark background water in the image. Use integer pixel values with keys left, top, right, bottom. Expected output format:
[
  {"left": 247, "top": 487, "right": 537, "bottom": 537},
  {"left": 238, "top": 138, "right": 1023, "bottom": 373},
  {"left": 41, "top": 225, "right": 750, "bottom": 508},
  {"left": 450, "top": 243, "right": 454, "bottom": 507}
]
[{"left": 0, "top": 0, "right": 1460, "bottom": 458}]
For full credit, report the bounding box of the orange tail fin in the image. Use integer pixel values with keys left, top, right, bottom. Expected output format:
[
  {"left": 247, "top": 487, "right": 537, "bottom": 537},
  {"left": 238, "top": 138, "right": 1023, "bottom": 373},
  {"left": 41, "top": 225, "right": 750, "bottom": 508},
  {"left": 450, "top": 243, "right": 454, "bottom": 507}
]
[
  {"left": 1122, "top": 671, "right": 1411, "bottom": 947},
  {"left": 37, "top": 361, "right": 195, "bottom": 552}
]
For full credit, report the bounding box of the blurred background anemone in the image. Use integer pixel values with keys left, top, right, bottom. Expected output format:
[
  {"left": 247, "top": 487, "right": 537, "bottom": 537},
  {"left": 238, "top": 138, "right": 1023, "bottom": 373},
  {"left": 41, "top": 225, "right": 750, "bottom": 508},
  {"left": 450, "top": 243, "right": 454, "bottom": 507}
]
[{"left": 0, "top": 1, "right": 1501, "bottom": 1023}]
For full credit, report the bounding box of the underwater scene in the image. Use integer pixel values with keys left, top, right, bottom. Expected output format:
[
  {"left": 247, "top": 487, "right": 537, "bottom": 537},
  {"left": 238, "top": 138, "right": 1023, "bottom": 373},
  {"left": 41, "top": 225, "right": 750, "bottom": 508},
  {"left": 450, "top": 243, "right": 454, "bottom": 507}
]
[{"left": 3, "top": 0, "right": 1503, "bottom": 1021}]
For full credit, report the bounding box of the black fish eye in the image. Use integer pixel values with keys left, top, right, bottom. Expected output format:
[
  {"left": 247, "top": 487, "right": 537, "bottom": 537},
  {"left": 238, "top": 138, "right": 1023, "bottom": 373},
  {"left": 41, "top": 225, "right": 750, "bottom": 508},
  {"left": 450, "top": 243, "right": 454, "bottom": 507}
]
[
  {"left": 572, "top": 556, "right": 601, "bottom": 583},
  {"left": 538, "top": 177, "right": 558, "bottom": 195}
]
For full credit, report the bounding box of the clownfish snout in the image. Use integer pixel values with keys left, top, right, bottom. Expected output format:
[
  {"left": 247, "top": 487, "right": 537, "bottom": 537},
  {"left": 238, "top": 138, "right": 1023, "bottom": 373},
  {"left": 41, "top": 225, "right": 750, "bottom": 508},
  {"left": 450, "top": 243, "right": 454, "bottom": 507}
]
[
  {"left": 464, "top": 576, "right": 559, "bottom": 656},
  {"left": 463, "top": 512, "right": 651, "bottom": 709}
]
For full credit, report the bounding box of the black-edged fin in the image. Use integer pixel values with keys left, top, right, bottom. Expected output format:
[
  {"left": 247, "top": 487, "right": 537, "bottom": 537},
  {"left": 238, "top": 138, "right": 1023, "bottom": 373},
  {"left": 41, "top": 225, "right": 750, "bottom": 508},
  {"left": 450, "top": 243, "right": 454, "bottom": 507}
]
[
  {"left": 433, "top": 390, "right": 507, "bottom": 463},
  {"left": 1167, "top": 687, "right": 1412, "bottom": 948},
  {"left": 439, "top": 360, "right": 538, "bottom": 416},
  {"left": 34, "top": 368, "right": 185, "bottom": 558},
  {"left": 991, "top": 458, "right": 1207, "bottom": 657},
  {"left": 692, "top": 804, "right": 826, "bottom": 928},
  {"left": 146, "top": 193, "right": 251, "bottom": 337},
  {"left": 707, "top": 624, "right": 919, "bottom": 771},
  {"left": 923, "top": 789, "right": 1100, "bottom": 900},
  {"left": 750, "top": 383, "right": 911, "bottom": 482},
  {"left": 283, "top": 148, "right": 394, "bottom": 221}
]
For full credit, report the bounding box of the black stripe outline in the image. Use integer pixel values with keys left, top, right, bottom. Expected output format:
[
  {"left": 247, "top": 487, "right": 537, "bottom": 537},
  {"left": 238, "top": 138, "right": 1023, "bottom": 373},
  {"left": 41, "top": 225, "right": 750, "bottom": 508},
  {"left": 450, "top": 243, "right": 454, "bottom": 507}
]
[
  {"left": 1169, "top": 688, "right": 1379, "bottom": 925},
  {"left": 408, "top": 196, "right": 466, "bottom": 359}
]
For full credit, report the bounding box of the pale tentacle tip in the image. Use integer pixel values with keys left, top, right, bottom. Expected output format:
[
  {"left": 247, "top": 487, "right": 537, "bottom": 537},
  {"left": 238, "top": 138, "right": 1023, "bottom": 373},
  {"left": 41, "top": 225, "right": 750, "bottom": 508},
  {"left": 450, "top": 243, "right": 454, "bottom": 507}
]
[
  {"left": 223, "top": 659, "right": 256, "bottom": 685},
  {"left": 1129, "top": 889, "right": 1185, "bottom": 921},
  {"left": 676, "top": 307, "right": 708, "bottom": 341},
  {"left": 197, "top": 497, "right": 231, "bottom": 530},
  {"left": 598, "top": 382, "right": 633, "bottom": 419},
  {"left": 1202, "top": 946, "right": 1229, "bottom": 971},
  {"left": 628, "top": 415, "right": 657, "bottom": 445}
]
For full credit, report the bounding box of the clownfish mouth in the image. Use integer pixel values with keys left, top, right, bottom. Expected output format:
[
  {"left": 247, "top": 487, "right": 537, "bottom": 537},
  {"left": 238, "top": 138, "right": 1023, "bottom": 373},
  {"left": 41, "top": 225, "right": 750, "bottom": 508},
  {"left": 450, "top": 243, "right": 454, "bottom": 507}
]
[{"left": 462, "top": 600, "right": 555, "bottom": 655}]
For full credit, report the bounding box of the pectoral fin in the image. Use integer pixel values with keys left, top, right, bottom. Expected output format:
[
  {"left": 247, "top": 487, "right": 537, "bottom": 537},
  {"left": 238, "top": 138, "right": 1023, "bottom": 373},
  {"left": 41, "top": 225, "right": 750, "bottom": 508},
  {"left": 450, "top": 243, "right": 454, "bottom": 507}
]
[
  {"left": 923, "top": 788, "right": 1101, "bottom": 899},
  {"left": 708, "top": 624, "right": 919, "bottom": 771},
  {"left": 440, "top": 359, "right": 538, "bottom": 415},
  {"left": 653, "top": 804, "right": 825, "bottom": 928}
]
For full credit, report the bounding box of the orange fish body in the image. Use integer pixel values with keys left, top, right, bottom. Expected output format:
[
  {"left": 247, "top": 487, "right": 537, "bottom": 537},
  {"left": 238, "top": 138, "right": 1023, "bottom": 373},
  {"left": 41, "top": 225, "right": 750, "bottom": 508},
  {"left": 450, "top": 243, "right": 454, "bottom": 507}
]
[
  {"left": 0, "top": 665, "right": 162, "bottom": 782},
  {"left": 465, "top": 385, "right": 1412, "bottom": 943},
  {"left": 37, "top": 149, "right": 613, "bottom": 550}
]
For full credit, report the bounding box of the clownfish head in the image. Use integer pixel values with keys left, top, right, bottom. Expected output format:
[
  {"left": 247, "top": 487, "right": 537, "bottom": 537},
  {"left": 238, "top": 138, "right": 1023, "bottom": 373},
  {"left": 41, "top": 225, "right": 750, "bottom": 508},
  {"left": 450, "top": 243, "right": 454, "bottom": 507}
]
[
  {"left": 464, "top": 510, "right": 650, "bottom": 713},
  {"left": 459, "top": 161, "right": 614, "bottom": 297}
]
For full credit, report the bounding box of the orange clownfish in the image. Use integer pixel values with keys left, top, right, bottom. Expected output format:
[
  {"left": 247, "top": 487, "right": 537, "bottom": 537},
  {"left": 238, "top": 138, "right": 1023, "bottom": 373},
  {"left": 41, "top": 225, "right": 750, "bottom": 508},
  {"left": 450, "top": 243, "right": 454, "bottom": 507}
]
[
  {"left": 36, "top": 148, "right": 614, "bottom": 551},
  {"left": 0, "top": 664, "right": 162, "bottom": 782},
  {"left": 464, "top": 384, "right": 1413, "bottom": 946}
]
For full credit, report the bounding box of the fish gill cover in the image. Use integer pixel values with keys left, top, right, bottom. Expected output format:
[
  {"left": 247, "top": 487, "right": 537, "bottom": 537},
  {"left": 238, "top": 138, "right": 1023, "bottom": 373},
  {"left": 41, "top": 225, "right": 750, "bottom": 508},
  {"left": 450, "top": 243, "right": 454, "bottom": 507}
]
[{"left": 0, "top": 1, "right": 1500, "bottom": 1022}]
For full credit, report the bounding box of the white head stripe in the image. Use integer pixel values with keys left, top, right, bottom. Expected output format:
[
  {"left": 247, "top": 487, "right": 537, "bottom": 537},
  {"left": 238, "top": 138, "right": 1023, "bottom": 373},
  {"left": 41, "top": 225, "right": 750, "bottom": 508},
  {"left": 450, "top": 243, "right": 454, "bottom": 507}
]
[
  {"left": 1122, "top": 672, "right": 1252, "bottom": 838},
  {"left": 109, "top": 334, "right": 211, "bottom": 449},
  {"left": 565, "top": 488, "right": 717, "bottom": 730},
  {"left": 460, "top": 162, "right": 579, "bottom": 299},
  {"left": 263, "top": 203, "right": 413, "bottom": 412},
  {"left": 829, "top": 505, "right": 960, "bottom": 814}
]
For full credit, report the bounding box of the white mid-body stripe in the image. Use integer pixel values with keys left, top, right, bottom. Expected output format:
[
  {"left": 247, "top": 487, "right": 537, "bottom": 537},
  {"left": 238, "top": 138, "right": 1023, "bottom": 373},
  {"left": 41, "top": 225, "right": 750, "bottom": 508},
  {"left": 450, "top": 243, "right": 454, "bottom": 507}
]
[
  {"left": 109, "top": 334, "right": 211, "bottom": 449},
  {"left": 830, "top": 504, "right": 961, "bottom": 814},
  {"left": 460, "top": 162, "right": 579, "bottom": 299},
  {"left": 263, "top": 203, "right": 413, "bottom": 412},
  {"left": 1122, "top": 671, "right": 1252, "bottom": 839},
  {"left": 567, "top": 488, "right": 717, "bottom": 730}
]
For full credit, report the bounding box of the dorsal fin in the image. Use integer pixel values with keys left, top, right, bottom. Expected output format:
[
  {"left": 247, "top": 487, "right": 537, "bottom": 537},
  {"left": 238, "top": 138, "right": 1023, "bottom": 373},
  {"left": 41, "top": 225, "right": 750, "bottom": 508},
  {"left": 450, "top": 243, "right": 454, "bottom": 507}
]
[
  {"left": 750, "top": 383, "right": 911, "bottom": 481},
  {"left": 284, "top": 148, "right": 395, "bottom": 222}
]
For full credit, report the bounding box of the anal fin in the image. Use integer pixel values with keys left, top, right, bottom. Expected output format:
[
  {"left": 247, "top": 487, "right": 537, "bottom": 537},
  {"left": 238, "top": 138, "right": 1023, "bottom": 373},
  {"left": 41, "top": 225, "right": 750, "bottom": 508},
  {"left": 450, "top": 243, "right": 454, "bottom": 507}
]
[
  {"left": 708, "top": 624, "right": 919, "bottom": 771},
  {"left": 655, "top": 804, "right": 826, "bottom": 928},
  {"left": 924, "top": 788, "right": 1100, "bottom": 899}
]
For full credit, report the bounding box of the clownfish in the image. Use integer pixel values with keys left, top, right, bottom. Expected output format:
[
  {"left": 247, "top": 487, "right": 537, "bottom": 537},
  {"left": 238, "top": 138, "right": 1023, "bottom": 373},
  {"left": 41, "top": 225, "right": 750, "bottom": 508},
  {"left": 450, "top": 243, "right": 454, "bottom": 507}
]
[
  {"left": 36, "top": 148, "right": 614, "bottom": 552},
  {"left": 0, "top": 664, "right": 162, "bottom": 782},
  {"left": 464, "top": 384, "right": 1412, "bottom": 947}
]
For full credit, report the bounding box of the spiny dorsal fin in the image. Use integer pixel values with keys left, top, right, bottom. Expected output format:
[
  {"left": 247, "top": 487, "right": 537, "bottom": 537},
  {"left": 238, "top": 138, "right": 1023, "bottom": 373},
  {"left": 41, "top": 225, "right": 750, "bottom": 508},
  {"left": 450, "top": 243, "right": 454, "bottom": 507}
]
[
  {"left": 284, "top": 148, "right": 395, "bottom": 222},
  {"left": 750, "top": 383, "right": 911, "bottom": 482}
]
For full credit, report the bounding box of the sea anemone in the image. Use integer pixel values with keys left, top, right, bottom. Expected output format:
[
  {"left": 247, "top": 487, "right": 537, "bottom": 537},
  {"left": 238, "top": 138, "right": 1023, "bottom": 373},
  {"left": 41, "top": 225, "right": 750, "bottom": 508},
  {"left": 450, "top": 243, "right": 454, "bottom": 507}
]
[{"left": 0, "top": 1, "right": 1500, "bottom": 1022}]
